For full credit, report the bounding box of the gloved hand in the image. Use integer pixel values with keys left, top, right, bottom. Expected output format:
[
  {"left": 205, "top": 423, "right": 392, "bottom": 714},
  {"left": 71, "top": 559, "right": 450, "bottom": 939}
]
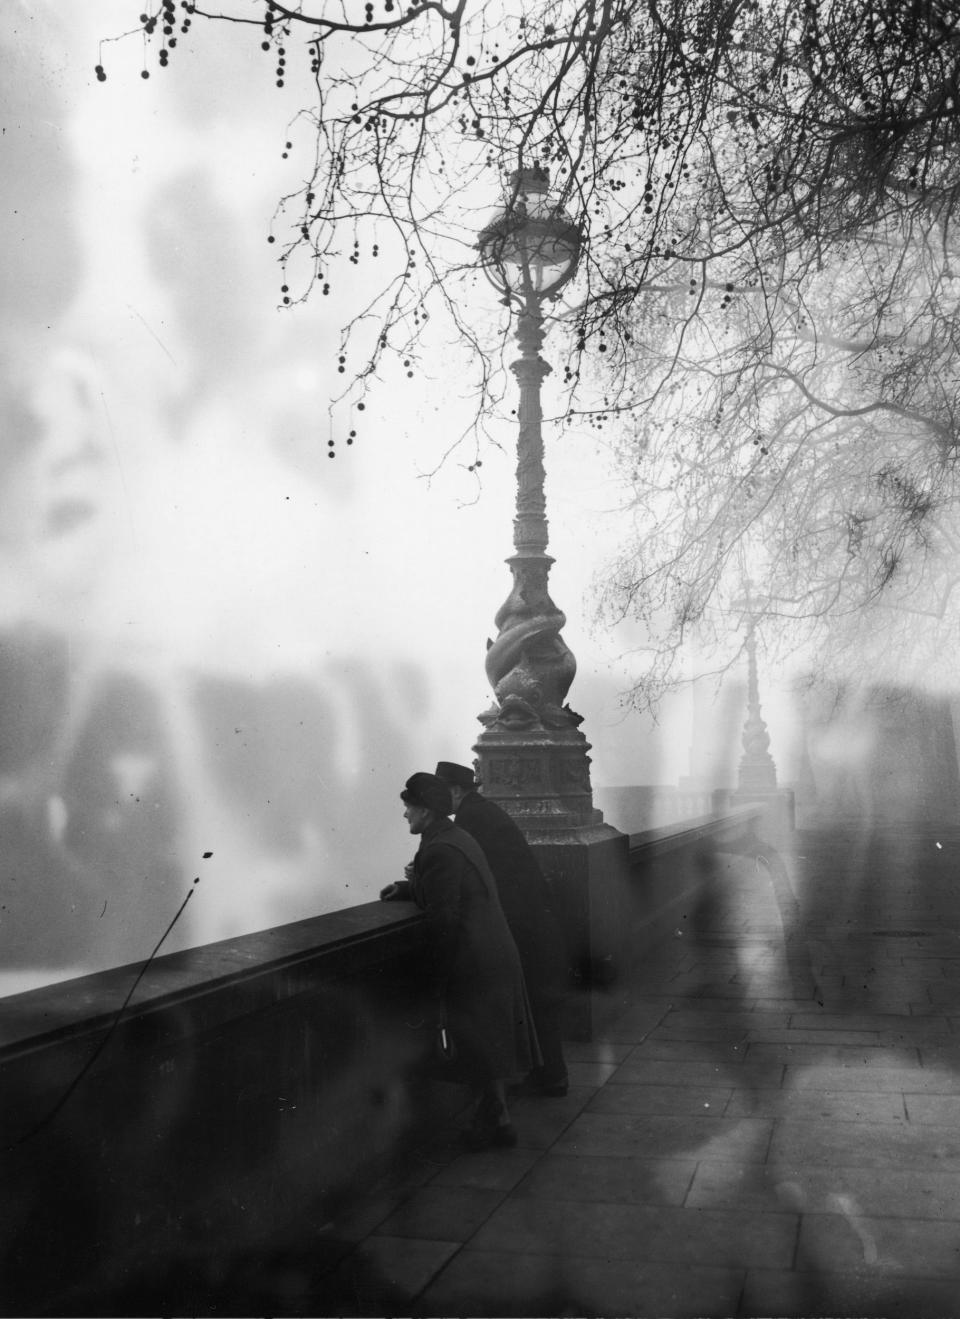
[{"left": 380, "top": 879, "right": 412, "bottom": 901}]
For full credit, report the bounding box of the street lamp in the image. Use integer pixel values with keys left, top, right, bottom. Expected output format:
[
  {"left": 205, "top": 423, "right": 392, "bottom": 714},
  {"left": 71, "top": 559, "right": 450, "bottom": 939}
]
[
  {"left": 728, "top": 583, "right": 794, "bottom": 844},
  {"left": 473, "top": 165, "right": 596, "bottom": 830},
  {"left": 733, "top": 585, "right": 779, "bottom": 796}
]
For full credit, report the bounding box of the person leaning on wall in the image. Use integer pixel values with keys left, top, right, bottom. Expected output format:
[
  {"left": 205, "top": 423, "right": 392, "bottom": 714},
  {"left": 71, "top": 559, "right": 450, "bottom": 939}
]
[
  {"left": 381, "top": 772, "right": 541, "bottom": 1149},
  {"left": 431, "top": 760, "right": 570, "bottom": 1097}
]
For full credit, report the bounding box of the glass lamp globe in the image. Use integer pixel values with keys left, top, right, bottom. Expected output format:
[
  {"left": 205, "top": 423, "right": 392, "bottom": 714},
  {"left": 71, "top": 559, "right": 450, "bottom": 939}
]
[{"left": 477, "top": 165, "right": 582, "bottom": 304}]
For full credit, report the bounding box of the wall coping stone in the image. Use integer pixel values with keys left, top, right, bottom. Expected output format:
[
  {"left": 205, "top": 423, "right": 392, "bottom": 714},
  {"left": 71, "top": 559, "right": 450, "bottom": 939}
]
[
  {"left": 0, "top": 901, "right": 425, "bottom": 1062},
  {"left": 628, "top": 803, "right": 763, "bottom": 859}
]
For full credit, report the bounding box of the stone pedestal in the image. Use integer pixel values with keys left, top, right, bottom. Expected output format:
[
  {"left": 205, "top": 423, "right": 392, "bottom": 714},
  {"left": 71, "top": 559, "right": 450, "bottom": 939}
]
[
  {"left": 475, "top": 727, "right": 630, "bottom": 1041},
  {"left": 476, "top": 724, "right": 596, "bottom": 831},
  {"left": 527, "top": 822, "right": 631, "bottom": 1040}
]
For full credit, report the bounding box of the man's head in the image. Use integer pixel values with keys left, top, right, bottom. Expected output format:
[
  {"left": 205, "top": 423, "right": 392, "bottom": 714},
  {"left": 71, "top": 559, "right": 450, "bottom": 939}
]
[
  {"left": 401, "top": 772, "right": 453, "bottom": 833},
  {"left": 434, "top": 761, "right": 477, "bottom": 810}
]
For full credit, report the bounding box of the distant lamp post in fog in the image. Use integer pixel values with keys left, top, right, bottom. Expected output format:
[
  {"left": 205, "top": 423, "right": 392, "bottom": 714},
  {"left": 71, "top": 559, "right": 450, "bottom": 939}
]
[
  {"left": 737, "top": 606, "right": 779, "bottom": 796},
  {"left": 473, "top": 164, "right": 596, "bottom": 829},
  {"left": 731, "top": 586, "right": 795, "bottom": 841}
]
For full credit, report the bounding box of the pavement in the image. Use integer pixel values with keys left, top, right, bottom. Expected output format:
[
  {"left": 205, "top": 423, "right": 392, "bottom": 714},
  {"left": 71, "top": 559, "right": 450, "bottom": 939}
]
[{"left": 225, "top": 823, "right": 960, "bottom": 1316}]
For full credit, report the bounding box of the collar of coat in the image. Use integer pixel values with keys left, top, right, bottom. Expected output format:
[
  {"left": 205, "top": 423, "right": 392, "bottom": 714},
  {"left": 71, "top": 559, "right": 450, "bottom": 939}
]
[{"left": 421, "top": 815, "right": 456, "bottom": 843}]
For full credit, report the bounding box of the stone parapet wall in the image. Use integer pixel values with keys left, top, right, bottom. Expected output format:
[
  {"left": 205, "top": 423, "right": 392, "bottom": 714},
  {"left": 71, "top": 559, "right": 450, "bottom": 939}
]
[
  {"left": 1, "top": 903, "right": 453, "bottom": 1313},
  {"left": 0, "top": 805, "right": 767, "bottom": 1312}
]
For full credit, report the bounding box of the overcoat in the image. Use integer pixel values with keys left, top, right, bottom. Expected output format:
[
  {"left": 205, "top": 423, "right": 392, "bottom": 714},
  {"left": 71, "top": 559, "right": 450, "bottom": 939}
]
[
  {"left": 411, "top": 817, "right": 539, "bottom": 1082},
  {"left": 453, "top": 790, "right": 568, "bottom": 1001}
]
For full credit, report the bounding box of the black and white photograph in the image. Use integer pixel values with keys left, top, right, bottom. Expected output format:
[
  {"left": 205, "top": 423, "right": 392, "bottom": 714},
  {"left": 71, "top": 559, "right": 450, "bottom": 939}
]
[{"left": 4, "top": 2, "right": 960, "bottom": 1315}]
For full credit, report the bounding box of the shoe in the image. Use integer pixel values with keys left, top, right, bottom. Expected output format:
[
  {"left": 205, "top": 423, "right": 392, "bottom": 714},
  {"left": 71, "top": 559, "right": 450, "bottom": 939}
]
[{"left": 491, "top": 1122, "right": 517, "bottom": 1147}]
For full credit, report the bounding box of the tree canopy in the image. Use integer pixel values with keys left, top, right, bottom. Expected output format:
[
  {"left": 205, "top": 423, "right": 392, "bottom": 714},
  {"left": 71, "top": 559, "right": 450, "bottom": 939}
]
[{"left": 109, "top": 0, "right": 960, "bottom": 704}]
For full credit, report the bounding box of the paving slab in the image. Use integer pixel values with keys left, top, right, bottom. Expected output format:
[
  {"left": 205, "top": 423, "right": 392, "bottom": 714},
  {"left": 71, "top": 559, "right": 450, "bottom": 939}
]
[
  {"left": 586, "top": 1081, "right": 734, "bottom": 1116},
  {"left": 561, "top": 1039, "right": 634, "bottom": 1063},
  {"left": 750, "top": 997, "right": 827, "bottom": 1012},
  {"left": 790, "top": 1010, "right": 951, "bottom": 1033},
  {"left": 745, "top": 1040, "right": 921, "bottom": 1066},
  {"left": 782, "top": 1062, "right": 958, "bottom": 1092},
  {"left": 326, "top": 1189, "right": 413, "bottom": 1244},
  {"left": 595, "top": 1003, "right": 672, "bottom": 1040},
  {"left": 687, "top": 1161, "right": 960, "bottom": 1219},
  {"left": 724, "top": 1086, "right": 907, "bottom": 1122},
  {"left": 740, "top": 1265, "right": 960, "bottom": 1318},
  {"left": 649, "top": 1023, "right": 759, "bottom": 1044},
  {"left": 560, "top": 1059, "right": 621, "bottom": 1087},
  {"left": 372, "top": 1185, "right": 509, "bottom": 1242},
  {"left": 554, "top": 1110, "right": 774, "bottom": 1162},
  {"left": 668, "top": 979, "right": 754, "bottom": 998},
  {"left": 798, "top": 1209, "right": 960, "bottom": 1277},
  {"left": 413, "top": 1248, "right": 587, "bottom": 1317},
  {"left": 506, "top": 1086, "right": 596, "bottom": 1149},
  {"left": 917, "top": 1042, "right": 960, "bottom": 1066},
  {"left": 467, "top": 1196, "right": 798, "bottom": 1270},
  {"left": 745, "top": 1027, "right": 889, "bottom": 1046},
  {"left": 903, "top": 1091, "right": 960, "bottom": 1123},
  {"left": 429, "top": 1146, "right": 543, "bottom": 1192},
  {"left": 910, "top": 998, "right": 953, "bottom": 1014},
  {"left": 651, "top": 995, "right": 768, "bottom": 1013},
  {"left": 616, "top": 1036, "right": 757, "bottom": 1064},
  {"left": 612, "top": 1056, "right": 785, "bottom": 1089},
  {"left": 417, "top": 1250, "right": 745, "bottom": 1318},
  {"left": 768, "top": 1114, "right": 960, "bottom": 1169},
  {"left": 739, "top": 977, "right": 812, "bottom": 997},
  {"left": 311, "top": 1235, "right": 460, "bottom": 1316},
  {"left": 662, "top": 1007, "right": 794, "bottom": 1030},
  {"left": 512, "top": 1150, "right": 696, "bottom": 1207}
]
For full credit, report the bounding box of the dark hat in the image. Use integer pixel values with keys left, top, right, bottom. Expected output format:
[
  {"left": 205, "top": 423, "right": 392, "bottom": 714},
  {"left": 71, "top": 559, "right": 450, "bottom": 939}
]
[
  {"left": 401, "top": 772, "right": 453, "bottom": 816},
  {"left": 435, "top": 761, "right": 477, "bottom": 790}
]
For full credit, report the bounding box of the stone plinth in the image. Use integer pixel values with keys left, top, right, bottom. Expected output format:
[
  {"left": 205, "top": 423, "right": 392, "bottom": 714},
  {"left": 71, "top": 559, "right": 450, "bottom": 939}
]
[
  {"left": 475, "top": 724, "right": 596, "bottom": 832},
  {"left": 526, "top": 821, "right": 631, "bottom": 1040},
  {"left": 474, "top": 723, "right": 631, "bottom": 1040}
]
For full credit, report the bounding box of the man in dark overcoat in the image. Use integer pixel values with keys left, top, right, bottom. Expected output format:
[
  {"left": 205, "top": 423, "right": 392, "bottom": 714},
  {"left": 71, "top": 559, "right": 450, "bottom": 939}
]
[
  {"left": 433, "top": 761, "right": 570, "bottom": 1096},
  {"left": 382, "top": 772, "right": 540, "bottom": 1147}
]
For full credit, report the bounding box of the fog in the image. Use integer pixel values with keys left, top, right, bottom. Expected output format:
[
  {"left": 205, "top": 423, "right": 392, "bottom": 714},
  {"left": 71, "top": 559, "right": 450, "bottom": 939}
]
[
  {"left": 1, "top": 6, "right": 703, "bottom": 995},
  {"left": 6, "top": 8, "right": 959, "bottom": 1001}
]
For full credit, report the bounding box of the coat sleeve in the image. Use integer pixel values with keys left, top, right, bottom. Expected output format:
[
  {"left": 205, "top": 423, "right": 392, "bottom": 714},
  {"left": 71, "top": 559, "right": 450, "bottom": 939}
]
[{"left": 413, "top": 844, "right": 463, "bottom": 987}]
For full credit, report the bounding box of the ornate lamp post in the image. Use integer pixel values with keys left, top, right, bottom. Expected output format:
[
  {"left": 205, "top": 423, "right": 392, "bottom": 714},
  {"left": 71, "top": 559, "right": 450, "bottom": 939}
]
[
  {"left": 473, "top": 164, "right": 596, "bottom": 830},
  {"left": 733, "top": 588, "right": 780, "bottom": 791},
  {"left": 737, "top": 606, "right": 779, "bottom": 796},
  {"left": 731, "top": 587, "right": 795, "bottom": 839}
]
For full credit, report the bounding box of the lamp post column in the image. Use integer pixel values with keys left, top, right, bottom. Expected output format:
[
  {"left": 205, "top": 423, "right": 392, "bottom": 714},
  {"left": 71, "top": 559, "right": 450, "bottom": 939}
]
[
  {"left": 511, "top": 303, "right": 551, "bottom": 555},
  {"left": 474, "top": 298, "right": 595, "bottom": 831}
]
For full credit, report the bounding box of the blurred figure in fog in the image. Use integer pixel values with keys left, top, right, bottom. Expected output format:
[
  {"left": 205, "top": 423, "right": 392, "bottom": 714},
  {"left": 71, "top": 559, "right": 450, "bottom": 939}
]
[
  {"left": 382, "top": 772, "right": 539, "bottom": 1148},
  {"left": 434, "top": 760, "right": 570, "bottom": 1096}
]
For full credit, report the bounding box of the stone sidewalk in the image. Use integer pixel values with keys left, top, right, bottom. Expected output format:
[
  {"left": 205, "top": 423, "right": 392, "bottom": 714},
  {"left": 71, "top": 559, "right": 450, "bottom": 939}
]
[{"left": 304, "top": 824, "right": 960, "bottom": 1316}]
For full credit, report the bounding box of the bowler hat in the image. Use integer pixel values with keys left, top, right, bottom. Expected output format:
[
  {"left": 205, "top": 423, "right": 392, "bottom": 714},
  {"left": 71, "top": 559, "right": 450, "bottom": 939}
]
[
  {"left": 435, "top": 761, "right": 476, "bottom": 790},
  {"left": 401, "top": 772, "right": 453, "bottom": 816}
]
